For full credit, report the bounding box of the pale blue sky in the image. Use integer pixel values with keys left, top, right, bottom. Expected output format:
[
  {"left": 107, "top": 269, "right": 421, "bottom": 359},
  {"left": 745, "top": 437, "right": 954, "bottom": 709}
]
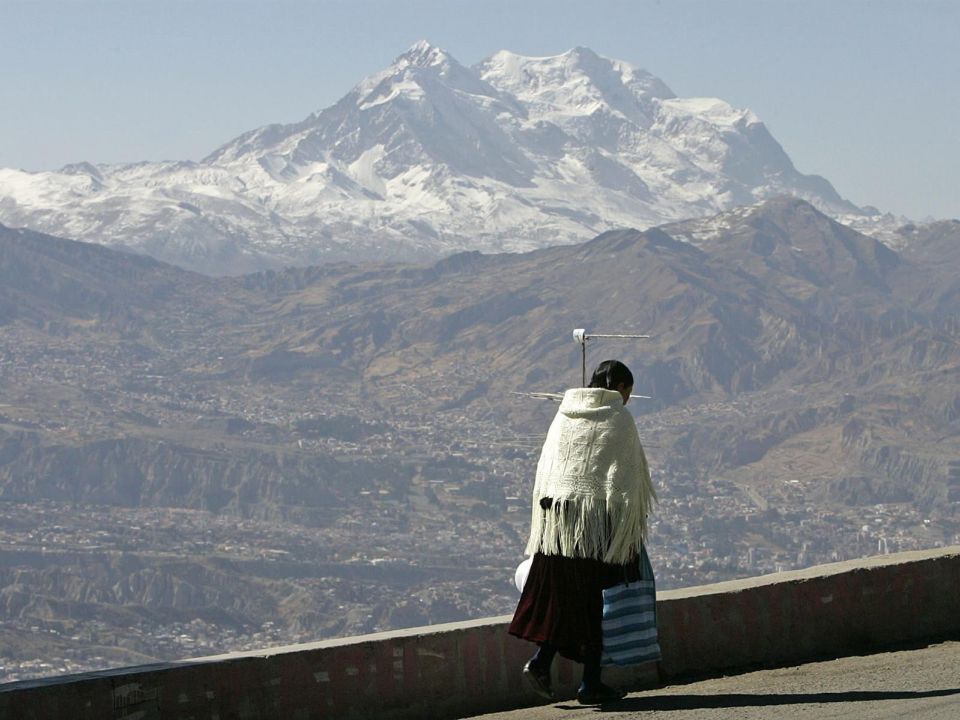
[{"left": 2, "top": 0, "right": 957, "bottom": 219}]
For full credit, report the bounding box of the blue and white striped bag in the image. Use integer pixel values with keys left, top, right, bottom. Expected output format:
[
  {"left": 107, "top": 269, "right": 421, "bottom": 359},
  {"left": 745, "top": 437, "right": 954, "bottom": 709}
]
[{"left": 601, "top": 545, "right": 661, "bottom": 666}]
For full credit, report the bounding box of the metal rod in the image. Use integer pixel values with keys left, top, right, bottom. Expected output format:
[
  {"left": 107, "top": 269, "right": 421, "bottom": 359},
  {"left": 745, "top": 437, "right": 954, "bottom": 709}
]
[
  {"left": 581, "top": 341, "right": 587, "bottom": 387},
  {"left": 574, "top": 329, "right": 650, "bottom": 386},
  {"left": 585, "top": 334, "right": 650, "bottom": 339}
]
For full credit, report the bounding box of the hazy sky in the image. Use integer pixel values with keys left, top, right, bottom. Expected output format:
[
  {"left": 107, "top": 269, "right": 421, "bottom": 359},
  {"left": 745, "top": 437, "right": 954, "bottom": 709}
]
[{"left": 2, "top": 0, "right": 957, "bottom": 220}]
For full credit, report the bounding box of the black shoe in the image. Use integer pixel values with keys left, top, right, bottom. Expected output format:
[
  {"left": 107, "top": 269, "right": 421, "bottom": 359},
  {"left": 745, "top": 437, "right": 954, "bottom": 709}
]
[
  {"left": 523, "top": 660, "right": 553, "bottom": 700},
  {"left": 577, "top": 683, "right": 627, "bottom": 705}
]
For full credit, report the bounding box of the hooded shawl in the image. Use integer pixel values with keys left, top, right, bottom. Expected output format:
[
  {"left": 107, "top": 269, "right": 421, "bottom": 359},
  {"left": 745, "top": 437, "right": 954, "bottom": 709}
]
[{"left": 525, "top": 388, "right": 656, "bottom": 565}]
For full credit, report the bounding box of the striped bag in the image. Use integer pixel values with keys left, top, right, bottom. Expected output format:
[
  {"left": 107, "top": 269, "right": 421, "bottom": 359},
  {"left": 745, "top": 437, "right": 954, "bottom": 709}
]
[{"left": 601, "top": 545, "right": 661, "bottom": 666}]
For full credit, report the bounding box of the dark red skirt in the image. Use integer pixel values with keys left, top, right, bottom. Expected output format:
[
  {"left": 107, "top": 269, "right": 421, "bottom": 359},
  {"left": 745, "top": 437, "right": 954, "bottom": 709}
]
[{"left": 508, "top": 552, "right": 640, "bottom": 663}]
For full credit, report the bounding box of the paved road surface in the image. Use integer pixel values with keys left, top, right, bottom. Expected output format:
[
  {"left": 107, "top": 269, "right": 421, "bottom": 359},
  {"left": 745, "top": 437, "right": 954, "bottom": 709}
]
[{"left": 470, "top": 641, "right": 960, "bottom": 720}]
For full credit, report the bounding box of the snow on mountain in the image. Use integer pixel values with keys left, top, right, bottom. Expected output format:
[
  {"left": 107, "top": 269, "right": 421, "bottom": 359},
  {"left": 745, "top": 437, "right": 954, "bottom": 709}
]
[{"left": 0, "top": 41, "right": 867, "bottom": 275}]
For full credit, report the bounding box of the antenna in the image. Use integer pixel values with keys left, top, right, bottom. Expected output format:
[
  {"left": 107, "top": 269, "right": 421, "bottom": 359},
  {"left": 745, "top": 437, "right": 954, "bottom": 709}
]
[{"left": 573, "top": 328, "right": 650, "bottom": 386}]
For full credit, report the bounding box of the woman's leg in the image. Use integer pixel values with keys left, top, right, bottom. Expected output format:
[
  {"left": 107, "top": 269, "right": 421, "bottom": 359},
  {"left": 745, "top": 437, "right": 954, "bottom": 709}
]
[
  {"left": 578, "top": 647, "right": 626, "bottom": 704},
  {"left": 530, "top": 642, "right": 557, "bottom": 669},
  {"left": 523, "top": 642, "right": 556, "bottom": 700},
  {"left": 580, "top": 647, "right": 602, "bottom": 689}
]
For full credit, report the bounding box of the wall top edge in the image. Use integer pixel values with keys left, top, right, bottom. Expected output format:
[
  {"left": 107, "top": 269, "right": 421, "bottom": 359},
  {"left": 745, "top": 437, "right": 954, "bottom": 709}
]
[
  {"left": 657, "top": 545, "right": 960, "bottom": 600},
  {"left": 3, "top": 545, "right": 958, "bottom": 693}
]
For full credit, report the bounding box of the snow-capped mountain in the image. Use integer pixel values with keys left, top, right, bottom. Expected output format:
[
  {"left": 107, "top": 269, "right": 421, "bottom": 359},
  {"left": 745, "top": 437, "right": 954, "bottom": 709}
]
[{"left": 0, "top": 41, "right": 866, "bottom": 274}]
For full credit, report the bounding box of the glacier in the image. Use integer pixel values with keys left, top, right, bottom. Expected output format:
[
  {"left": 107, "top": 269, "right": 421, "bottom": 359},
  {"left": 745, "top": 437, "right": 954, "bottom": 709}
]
[{"left": 0, "top": 41, "right": 882, "bottom": 275}]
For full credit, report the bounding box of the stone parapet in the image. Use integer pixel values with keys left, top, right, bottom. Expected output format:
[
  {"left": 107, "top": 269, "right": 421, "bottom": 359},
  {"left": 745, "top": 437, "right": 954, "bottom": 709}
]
[{"left": 3, "top": 546, "right": 959, "bottom": 719}]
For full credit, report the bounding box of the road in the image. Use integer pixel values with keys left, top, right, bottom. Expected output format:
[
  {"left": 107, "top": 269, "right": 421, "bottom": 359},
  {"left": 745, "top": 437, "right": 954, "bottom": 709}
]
[{"left": 469, "top": 640, "right": 960, "bottom": 720}]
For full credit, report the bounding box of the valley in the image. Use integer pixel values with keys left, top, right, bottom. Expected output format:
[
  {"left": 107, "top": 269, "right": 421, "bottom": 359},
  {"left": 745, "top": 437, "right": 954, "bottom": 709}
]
[{"left": 1, "top": 202, "right": 958, "bottom": 682}]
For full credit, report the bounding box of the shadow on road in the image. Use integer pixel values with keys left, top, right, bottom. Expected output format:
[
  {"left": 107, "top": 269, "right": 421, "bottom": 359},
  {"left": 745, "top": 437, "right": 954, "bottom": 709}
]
[{"left": 558, "top": 688, "right": 960, "bottom": 712}]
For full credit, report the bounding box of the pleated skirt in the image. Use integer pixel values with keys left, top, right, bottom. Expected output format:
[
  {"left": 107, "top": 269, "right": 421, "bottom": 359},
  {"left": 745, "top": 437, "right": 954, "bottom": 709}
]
[{"left": 508, "top": 552, "right": 640, "bottom": 663}]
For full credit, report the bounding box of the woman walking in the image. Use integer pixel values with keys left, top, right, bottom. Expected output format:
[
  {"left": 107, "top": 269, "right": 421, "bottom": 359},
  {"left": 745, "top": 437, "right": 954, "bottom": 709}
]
[{"left": 509, "top": 360, "right": 656, "bottom": 705}]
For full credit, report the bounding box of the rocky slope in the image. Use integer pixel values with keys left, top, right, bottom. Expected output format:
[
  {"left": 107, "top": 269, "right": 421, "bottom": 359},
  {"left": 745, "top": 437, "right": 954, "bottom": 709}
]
[
  {"left": 1, "top": 199, "right": 956, "bottom": 512},
  {"left": 1, "top": 199, "right": 957, "bottom": 679}
]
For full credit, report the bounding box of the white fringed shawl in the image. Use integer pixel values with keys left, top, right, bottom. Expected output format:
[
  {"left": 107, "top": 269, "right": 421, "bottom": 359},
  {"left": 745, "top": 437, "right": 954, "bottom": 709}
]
[{"left": 524, "top": 388, "right": 656, "bottom": 565}]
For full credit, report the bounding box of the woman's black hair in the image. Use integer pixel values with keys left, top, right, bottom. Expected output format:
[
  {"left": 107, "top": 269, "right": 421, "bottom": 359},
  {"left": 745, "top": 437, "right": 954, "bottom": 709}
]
[{"left": 588, "top": 359, "right": 634, "bottom": 391}]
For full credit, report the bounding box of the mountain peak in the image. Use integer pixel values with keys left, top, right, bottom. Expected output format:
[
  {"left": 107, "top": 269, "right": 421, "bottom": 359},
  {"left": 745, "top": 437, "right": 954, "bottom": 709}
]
[
  {"left": 394, "top": 40, "right": 455, "bottom": 70},
  {"left": 352, "top": 39, "right": 501, "bottom": 115},
  {"left": 560, "top": 45, "right": 602, "bottom": 64},
  {"left": 557, "top": 45, "right": 604, "bottom": 71},
  {"left": 478, "top": 47, "right": 674, "bottom": 111},
  {"left": 480, "top": 46, "right": 611, "bottom": 77},
  {"left": 60, "top": 161, "right": 101, "bottom": 177},
  {"left": 0, "top": 43, "right": 864, "bottom": 274}
]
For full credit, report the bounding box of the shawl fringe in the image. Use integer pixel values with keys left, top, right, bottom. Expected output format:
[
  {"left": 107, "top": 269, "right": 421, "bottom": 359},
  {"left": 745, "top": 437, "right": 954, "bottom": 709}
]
[{"left": 524, "top": 494, "right": 648, "bottom": 565}]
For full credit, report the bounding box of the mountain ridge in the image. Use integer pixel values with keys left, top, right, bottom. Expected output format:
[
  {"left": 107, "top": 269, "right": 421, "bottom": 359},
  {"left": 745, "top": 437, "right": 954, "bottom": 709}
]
[
  {"left": 2, "top": 196, "right": 956, "bottom": 525},
  {"left": 0, "top": 42, "right": 870, "bottom": 275},
  {"left": 2, "top": 198, "right": 957, "bottom": 675}
]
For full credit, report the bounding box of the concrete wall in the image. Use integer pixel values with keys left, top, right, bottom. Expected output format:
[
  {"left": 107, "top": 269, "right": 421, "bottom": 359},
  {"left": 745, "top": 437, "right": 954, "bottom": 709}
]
[{"left": 3, "top": 546, "right": 959, "bottom": 720}]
